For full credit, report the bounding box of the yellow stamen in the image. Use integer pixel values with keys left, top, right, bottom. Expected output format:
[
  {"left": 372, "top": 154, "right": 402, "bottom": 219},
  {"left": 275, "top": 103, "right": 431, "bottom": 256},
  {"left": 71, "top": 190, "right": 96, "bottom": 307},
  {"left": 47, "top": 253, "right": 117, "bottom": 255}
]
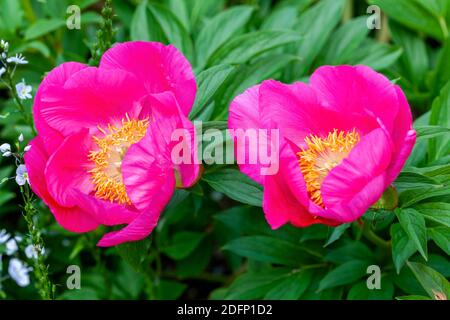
[
  {"left": 297, "top": 129, "right": 360, "bottom": 207},
  {"left": 89, "top": 115, "right": 149, "bottom": 205}
]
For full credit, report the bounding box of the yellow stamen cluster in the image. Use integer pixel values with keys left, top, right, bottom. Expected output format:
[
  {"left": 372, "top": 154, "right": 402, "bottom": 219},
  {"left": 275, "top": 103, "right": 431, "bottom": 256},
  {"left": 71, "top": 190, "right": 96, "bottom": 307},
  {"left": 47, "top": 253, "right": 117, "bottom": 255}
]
[
  {"left": 89, "top": 115, "right": 149, "bottom": 205},
  {"left": 298, "top": 129, "right": 360, "bottom": 207}
]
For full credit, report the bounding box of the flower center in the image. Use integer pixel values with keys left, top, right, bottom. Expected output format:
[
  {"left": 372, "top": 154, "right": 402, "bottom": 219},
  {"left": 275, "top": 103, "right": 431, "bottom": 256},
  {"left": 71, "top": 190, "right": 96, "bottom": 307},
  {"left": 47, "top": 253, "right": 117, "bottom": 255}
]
[
  {"left": 89, "top": 116, "right": 149, "bottom": 205},
  {"left": 297, "top": 129, "right": 360, "bottom": 207}
]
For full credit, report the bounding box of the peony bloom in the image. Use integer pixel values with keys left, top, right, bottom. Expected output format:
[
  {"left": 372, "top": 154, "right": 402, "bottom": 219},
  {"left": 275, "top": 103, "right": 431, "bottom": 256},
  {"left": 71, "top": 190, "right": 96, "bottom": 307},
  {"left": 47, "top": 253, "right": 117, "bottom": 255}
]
[
  {"left": 229, "top": 65, "right": 416, "bottom": 228},
  {"left": 25, "top": 41, "right": 199, "bottom": 246}
]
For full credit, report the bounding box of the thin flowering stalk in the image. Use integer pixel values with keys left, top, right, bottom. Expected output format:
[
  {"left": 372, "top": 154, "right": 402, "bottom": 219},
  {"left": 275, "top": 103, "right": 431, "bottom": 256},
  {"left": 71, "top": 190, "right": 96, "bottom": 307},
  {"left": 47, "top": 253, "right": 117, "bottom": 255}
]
[
  {"left": 90, "top": 0, "right": 116, "bottom": 66},
  {"left": 3, "top": 137, "right": 55, "bottom": 299},
  {"left": 20, "top": 184, "right": 55, "bottom": 300}
]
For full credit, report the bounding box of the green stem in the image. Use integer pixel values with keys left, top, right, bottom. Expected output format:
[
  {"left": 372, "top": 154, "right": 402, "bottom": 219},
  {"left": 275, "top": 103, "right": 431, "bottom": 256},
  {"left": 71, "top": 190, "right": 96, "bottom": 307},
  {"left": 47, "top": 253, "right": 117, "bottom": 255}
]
[
  {"left": 21, "top": 185, "right": 55, "bottom": 300},
  {"left": 439, "top": 16, "right": 449, "bottom": 39},
  {"left": 362, "top": 224, "right": 391, "bottom": 249}
]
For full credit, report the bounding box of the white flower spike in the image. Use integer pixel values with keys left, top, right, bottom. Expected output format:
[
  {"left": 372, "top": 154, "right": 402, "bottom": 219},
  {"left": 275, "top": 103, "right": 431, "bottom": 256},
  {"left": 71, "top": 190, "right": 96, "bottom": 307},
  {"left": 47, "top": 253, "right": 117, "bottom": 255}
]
[
  {"left": 25, "top": 245, "right": 39, "bottom": 260},
  {"left": 0, "top": 67, "right": 5, "bottom": 78},
  {"left": 8, "top": 258, "right": 31, "bottom": 287},
  {"left": 16, "top": 80, "right": 32, "bottom": 100},
  {"left": 7, "top": 53, "right": 28, "bottom": 65},
  {"left": 15, "top": 164, "right": 29, "bottom": 186}
]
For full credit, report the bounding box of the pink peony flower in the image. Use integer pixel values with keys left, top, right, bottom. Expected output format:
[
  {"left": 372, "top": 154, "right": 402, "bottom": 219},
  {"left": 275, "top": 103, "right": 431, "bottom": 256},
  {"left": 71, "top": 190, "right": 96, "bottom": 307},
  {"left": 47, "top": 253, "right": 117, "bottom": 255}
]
[
  {"left": 25, "top": 41, "right": 199, "bottom": 246},
  {"left": 228, "top": 65, "right": 416, "bottom": 228}
]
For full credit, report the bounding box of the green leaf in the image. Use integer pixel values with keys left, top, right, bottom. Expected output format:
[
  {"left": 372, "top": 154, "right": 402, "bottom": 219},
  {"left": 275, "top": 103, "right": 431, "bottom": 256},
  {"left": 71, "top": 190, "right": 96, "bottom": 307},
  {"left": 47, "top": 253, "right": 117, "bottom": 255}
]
[
  {"left": 224, "top": 268, "right": 290, "bottom": 299},
  {"left": 407, "top": 261, "right": 450, "bottom": 300},
  {"left": 415, "top": 125, "right": 450, "bottom": 140},
  {"left": 391, "top": 223, "right": 417, "bottom": 273},
  {"left": 390, "top": 22, "right": 428, "bottom": 86},
  {"left": 148, "top": 3, "right": 194, "bottom": 60},
  {"left": 396, "top": 208, "right": 428, "bottom": 261},
  {"left": 325, "top": 242, "right": 375, "bottom": 265},
  {"left": 116, "top": 236, "right": 152, "bottom": 272},
  {"left": 414, "top": 202, "right": 450, "bottom": 227},
  {"left": 24, "top": 19, "right": 66, "bottom": 40},
  {"left": 429, "top": 81, "right": 450, "bottom": 161},
  {"left": 369, "top": 0, "right": 445, "bottom": 40},
  {"left": 264, "top": 269, "right": 314, "bottom": 300},
  {"left": 318, "top": 260, "right": 368, "bottom": 292},
  {"left": 223, "top": 236, "right": 319, "bottom": 266},
  {"left": 320, "top": 17, "right": 369, "bottom": 65},
  {"left": 399, "top": 186, "right": 450, "bottom": 208},
  {"left": 202, "top": 168, "right": 263, "bottom": 206},
  {"left": 347, "top": 279, "right": 394, "bottom": 300},
  {"left": 348, "top": 40, "right": 403, "bottom": 70},
  {"left": 324, "top": 224, "right": 350, "bottom": 247},
  {"left": 207, "top": 30, "right": 301, "bottom": 67},
  {"left": 155, "top": 279, "right": 187, "bottom": 300},
  {"left": 260, "top": 5, "right": 299, "bottom": 30},
  {"left": 195, "top": 5, "right": 254, "bottom": 69},
  {"left": 396, "top": 295, "right": 432, "bottom": 300},
  {"left": 161, "top": 231, "right": 204, "bottom": 260},
  {"left": 190, "top": 64, "right": 235, "bottom": 119},
  {"left": 428, "top": 227, "right": 450, "bottom": 255},
  {"left": 0, "top": 0, "right": 23, "bottom": 33},
  {"left": 293, "top": 0, "right": 346, "bottom": 75},
  {"left": 130, "top": 0, "right": 164, "bottom": 42}
]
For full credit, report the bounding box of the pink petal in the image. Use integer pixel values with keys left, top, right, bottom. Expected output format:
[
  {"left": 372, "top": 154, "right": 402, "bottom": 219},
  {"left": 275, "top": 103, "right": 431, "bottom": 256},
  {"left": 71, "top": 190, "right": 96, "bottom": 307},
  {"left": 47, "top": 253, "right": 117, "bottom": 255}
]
[
  {"left": 72, "top": 191, "right": 140, "bottom": 226},
  {"left": 310, "top": 65, "right": 399, "bottom": 132},
  {"left": 228, "top": 85, "right": 266, "bottom": 184},
  {"left": 33, "top": 62, "right": 87, "bottom": 153},
  {"left": 100, "top": 41, "right": 196, "bottom": 115},
  {"left": 141, "top": 92, "right": 199, "bottom": 187},
  {"left": 320, "top": 128, "right": 393, "bottom": 222},
  {"left": 386, "top": 87, "right": 416, "bottom": 183},
  {"left": 45, "top": 129, "right": 94, "bottom": 207},
  {"left": 24, "top": 137, "right": 99, "bottom": 232},
  {"left": 39, "top": 67, "right": 146, "bottom": 136},
  {"left": 259, "top": 80, "right": 377, "bottom": 146}
]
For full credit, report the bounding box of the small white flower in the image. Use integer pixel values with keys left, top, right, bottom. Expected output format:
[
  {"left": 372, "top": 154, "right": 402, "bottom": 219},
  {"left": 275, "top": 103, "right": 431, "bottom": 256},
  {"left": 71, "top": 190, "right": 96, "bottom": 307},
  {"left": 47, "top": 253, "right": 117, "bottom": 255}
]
[
  {"left": 2, "top": 151, "right": 11, "bottom": 157},
  {"left": 0, "top": 229, "right": 10, "bottom": 244},
  {"left": 6, "top": 238, "right": 18, "bottom": 255},
  {"left": 18, "top": 133, "right": 24, "bottom": 142},
  {"left": 25, "top": 245, "right": 39, "bottom": 260},
  {"left": 8, "top": 258, "right": 30, "bottom": 287},
  {"left": 14, "top": 235, "right": 23, "bottom": 243},
  {"left": 16, "top": 81, "right": 32, "bottom": 100},
  {"left": 1, "top": 52, "right": 6, "bottom": 59},
  {"left": 0, "top": 67, "right": 5, "bottom": 78},
  {"left": 15, "top": 164, "right": 29, "bottom": 186},
  {"left": 0, "top": 143, "right": 11, "bottom": 156},
  {"left": 0, "top": 39, "right": 8, "bottom": 51},
  {"left": 24, "top": 145, "right": 31, "bottom": 152},
  {"left": 7, "top": 53, "right": 28, "bottom": 65}
]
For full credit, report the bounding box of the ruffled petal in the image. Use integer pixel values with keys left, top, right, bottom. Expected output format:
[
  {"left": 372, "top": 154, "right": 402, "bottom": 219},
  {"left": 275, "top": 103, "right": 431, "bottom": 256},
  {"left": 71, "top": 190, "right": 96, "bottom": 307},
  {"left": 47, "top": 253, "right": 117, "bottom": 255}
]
[
  {"left": 45, "top": 129, "right": 94, "bottom": 207},
  {"left": 320, "top": 128, "right": 393, "bottom": 221},
  {"left": 310, "top": 65, "right": 399, "bottom": 131},
  {"left": 386, "top": 87, "right": 416, "bottom": 183},
  {"left": 259, "top": 80, "right": 377, "bottom": 145},
  {"left": 228, "top": 85, "right": 266, "bottom": 184},
  {"left": 33, "top": 62, "right": 87, "bottom": 153},
  {"left": 24, "top": 136, "right": 99, "bottom": 232},
  {"left": 39, "top": 67, "right": 146, "bottom": 136},
  {"left": 100, "top": 41, "right": 196, "bottom": 115}
]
